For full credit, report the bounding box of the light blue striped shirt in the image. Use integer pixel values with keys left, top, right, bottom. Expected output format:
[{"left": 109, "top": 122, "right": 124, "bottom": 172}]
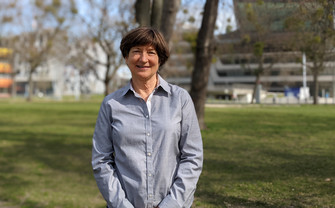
[{"left": 92, "top": 75, "right": 203, "bottom": 208}]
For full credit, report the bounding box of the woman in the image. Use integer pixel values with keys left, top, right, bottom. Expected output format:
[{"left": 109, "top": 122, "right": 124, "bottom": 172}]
[{"left": 92, "top": 27, "right": 203, "bottom": 208}]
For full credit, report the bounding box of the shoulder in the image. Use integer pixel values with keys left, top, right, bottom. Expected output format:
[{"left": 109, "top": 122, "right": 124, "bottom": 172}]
[
  {"left": 159, "top": 75, "right": 191, "bottom": 101},
  {"left": 101, "top": 84, "right": 130, "bottom": 105},
  {"left": 169, "top": 83, "right": 190, "bottom": 99},
  {"left": 164, "top": 82, "right": 194, "bottom": 109}
]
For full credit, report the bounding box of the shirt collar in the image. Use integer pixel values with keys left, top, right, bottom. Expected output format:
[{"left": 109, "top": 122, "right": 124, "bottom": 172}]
[
  {"left": 121, "top": 74, "right": 171, "bottom": 97},
  {"left": 120, "top": 81, "right": 132, "bottom": 97},
  {"left": 157, "top": 74, "right": 171, "bottom": 95}
]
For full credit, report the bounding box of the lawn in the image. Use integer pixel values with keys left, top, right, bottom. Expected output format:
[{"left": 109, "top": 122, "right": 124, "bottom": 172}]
[
  {"left": 0, "top": 100, "right": 334, "bottom": 208},
  {"left": 196, "top": 105, "right": 335, "bottom": 208}
]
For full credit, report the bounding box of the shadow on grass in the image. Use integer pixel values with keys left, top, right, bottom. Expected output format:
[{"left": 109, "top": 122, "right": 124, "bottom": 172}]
[
  {"left": 0, "top": 130, "right": 93, "bottom": 175},
  {"left": 195, "top": 188, "right": 279, "bottom": 208},
  {"left": 0, "top": 130, "right": 95, "bottom": 207}
]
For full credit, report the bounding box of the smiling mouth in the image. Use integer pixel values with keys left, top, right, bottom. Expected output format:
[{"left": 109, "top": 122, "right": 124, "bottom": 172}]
[{"left": 136, "top": 65, "right": 150, "bottom": 69}]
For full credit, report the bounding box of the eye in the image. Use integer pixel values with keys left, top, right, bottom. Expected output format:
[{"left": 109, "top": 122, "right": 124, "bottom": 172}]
[{"left": 148, "top": 51, "right": 157, "bottom": 55}]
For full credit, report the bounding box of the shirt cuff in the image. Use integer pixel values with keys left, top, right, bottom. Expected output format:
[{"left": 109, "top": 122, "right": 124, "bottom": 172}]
[{"left": 158, "top": 195, "right": 181, "bottom": 208}]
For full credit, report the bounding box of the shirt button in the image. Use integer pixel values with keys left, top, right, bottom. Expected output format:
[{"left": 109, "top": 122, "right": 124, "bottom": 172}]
[
  {"left": 149, "top": 194, "right": 153, "bottom": 198},
  {"left": 147, "top": 152, "right": 151, "bottom": 156},
  {"left": 148, "top": 173, "right": 152, "bottom": 177},
  {"left": 145, "top": 115, "right": 149, "bottom": 118},
  {"left": 147, "top": 133, "right": 150, "bottom": 136}
]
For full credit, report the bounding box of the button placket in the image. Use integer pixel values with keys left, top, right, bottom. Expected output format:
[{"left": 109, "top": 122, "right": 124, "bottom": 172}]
[{"left": 144, "top": 109, "right": 154, "bottom": 204}]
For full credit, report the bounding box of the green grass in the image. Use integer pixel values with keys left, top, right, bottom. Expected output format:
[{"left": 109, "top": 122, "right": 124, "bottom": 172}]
[
  {"left": 196, "top": 105, "right": 335, "bottom": 208},
  {"left": 0, "top": 100, "right": 104, "bottom": 208},
  {"left": 0, "top": 100, "right": 334, "bottom": 208}
]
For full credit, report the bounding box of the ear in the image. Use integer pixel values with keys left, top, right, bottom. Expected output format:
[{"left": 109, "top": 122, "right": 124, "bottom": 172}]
[{"left": 125, "top": 57, "right": 129, "bottom": 65}]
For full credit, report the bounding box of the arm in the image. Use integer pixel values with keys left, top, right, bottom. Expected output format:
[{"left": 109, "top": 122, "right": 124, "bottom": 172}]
[
  {"left": 159, "top": 92, "right": 204, "bottom": 208},
  {"left": 92, "top": 98, "right": 134, "bottom": 208}
]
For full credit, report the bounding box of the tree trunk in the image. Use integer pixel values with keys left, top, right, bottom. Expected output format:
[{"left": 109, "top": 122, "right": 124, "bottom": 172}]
[
  {"left": 104, "top": 54, "right": 111, "bottom": 96},
  {"left": 157, "top": 0, "right": 180, "bottom": 75},
  {"left": 108, "top": 66, "right": 120, "bottom": 93},
  {"left": 11, "top": 71, "right": 17, "bottom": 98},
  {"left": 189, "top": 0, "right": 219, "bottom": 130},
  {"left": 151, "top": 0, "right": 163, "bottom": 29},
  {"left": 312, "top": 69, "right": 319, "bottom": 105},
  {"left": 160, "top": 0, "right": 180, "bottom": 44},
  {"left": 104, "top": 79, "right": 109, "bottom": 97},
  {"left": 251, "top": 57, "right": 263, "bottom": 104},
  {"left": 251, "top": 74, "right": 261, "bottom": 104},
  {"left": 104, "top": 54, "right": 122, "bottom": 96},
  {"left": 135, "top": 0, "right": 151, "bottom": 26},
  {"left": 26, "top": 70, "right": 34, "bottom": 102}
]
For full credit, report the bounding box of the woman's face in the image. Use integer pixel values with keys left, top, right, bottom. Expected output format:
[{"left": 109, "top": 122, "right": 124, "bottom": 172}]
[{"left": 125, "top": 45, "right": 159, "bottom": 81}]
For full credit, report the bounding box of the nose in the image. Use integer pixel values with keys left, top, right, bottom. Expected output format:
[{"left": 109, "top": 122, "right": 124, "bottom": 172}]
[{"left": 139, "top": 52, "right": 148, "bottom": 62}]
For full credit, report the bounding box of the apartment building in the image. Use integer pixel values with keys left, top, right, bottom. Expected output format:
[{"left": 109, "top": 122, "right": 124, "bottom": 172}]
[
  {"left": 167, "top": 0, "right": 335, "bottom": 103},
  {"left": 0, "top": 47, "right": 13, "bottom": 98}
]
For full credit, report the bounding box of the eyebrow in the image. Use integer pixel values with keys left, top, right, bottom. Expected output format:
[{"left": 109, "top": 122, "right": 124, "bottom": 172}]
[{"left": 131, "top": 47, "right": 156, "bottom": 51}]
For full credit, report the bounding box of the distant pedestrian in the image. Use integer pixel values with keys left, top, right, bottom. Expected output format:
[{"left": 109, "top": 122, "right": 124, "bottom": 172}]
[{"left": 92, "top": 27, "right": 203, "bottom": 208}]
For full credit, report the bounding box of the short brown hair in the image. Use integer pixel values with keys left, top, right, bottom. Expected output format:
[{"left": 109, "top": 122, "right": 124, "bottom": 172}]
[{"left": 120, "top": 27, "right": 170, "bottom": 66}]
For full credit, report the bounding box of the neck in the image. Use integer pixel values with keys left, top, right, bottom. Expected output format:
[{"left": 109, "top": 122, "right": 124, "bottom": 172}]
[{"left": 131, "top": 74, "right": 158, "bottom": 101}]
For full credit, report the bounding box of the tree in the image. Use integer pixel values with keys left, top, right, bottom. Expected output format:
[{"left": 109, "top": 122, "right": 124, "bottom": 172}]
[
  {"left": 65, "top": 48, "right": 97, "bottom": 97},
  {"left": 151, "top": 0, "right": 163, "bottom": 29},
  {"left": 286, "top": 0, "right": 335, "bottom": 104},
  {"left": 72, "top": 0, "right": 135, "bottom": 96},
  {"left": 233, "top": 0, "right": 289, "bottom": 104},
  {"left": 160, "top": 0, "right": 180, "bottom": 45},
  {"left": 134, "top": 0, "right": 180, "bottom": 44},
  {"left": 134, "top": 0, "right": 165, "bottom": 28},
  {"left": 9, "top": 0, "right": 76, "bottom": 101},
  {"left": 190, "top": 0, "right": 219, "bottom": 130},
  {"left": 0, "top": 1, "right": 18, "bottom": 42},
  {"left": 135, "top": 0, "right": 151, "bottom": 26}
]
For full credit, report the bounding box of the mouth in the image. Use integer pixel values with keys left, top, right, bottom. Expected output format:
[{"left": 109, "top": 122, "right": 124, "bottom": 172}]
[{"left": 136, "top": 65, "right": 150, "bottom": 70}]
